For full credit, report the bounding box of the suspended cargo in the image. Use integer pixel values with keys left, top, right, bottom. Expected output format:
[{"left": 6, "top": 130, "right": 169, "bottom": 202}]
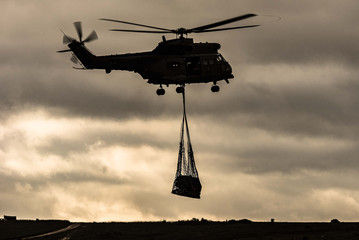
[{"left": 172, "top": 89, "right": 202, "bottom": 199}]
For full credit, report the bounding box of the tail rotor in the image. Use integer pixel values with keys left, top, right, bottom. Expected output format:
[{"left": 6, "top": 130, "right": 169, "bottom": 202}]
[
  {"left": 73, "top": 21, "right": 83, "bottom": 42},
  {"left": 62, "top": 32, "right": 75, "bottom": 44},
  {"left": 61, "top": 21, "right": 98, "bottom": 45},
  {"left": 82, "top": 30, "right": 98, "bottom": 43},
  {"left": 58, "top": 21, "right": 98, "bottom": 65}
]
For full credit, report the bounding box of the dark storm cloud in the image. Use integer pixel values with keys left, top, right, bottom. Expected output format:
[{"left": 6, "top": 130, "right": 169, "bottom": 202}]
[
  {"left": 0, "top": 65, "right": 183, "bottom": 121},
  {"left": 2, "top": 0, "right": 359, "bottom": 222},
  {"left": 189, "top": 117, "right": 359, "bottom": 175},
  {"left": 215, "top": 0, "right": 359, "bottom": 66},
  {"left": 1, "top": 0, "right": 357, "bottom": 167},
  {"left": 2, "top": 62, "right": 358, "bottom": 141},
  {"left": 184, "top": 67, "right": 359, "bottom": 142},
  {"left": 236, "top": 142, "right": 359, "bottom": 174},
  {"left": 2, "top": 0, "right": 359, "bottom": 125},
  {"left": 0, "top": 169, "right": 126, "bottom": 194},
  {"left": 0, "top": 0, "right": 182, "bottom": 121},
  {"left": 239, "top": 15, "right": 359, "bottom": 65},
  {"left": 36, "top": 123, "right": 178, "bottom": 157}
]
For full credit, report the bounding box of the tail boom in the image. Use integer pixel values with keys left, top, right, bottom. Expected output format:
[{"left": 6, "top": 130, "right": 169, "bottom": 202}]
[{"left": 68, "top": 41, "right": 97, "bottom": 69}]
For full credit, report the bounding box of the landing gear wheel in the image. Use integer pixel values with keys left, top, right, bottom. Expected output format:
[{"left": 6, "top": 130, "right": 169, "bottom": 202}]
[
  {"left": 176, "top": 86, "right": 184, "bottom": 94},
  {"left": 156, "top": 88, "right": 165, "bottom": 96},
  {"left": 211, "top": 85, "right": 220, "bottom": 93}
]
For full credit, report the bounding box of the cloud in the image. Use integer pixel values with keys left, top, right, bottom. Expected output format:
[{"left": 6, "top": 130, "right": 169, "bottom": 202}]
[
  {"left": 223, "top": 0, "right": 359, "bottom": 66},
  {"left": 1, "top": 0, "right": 359, "bottom": 222}
]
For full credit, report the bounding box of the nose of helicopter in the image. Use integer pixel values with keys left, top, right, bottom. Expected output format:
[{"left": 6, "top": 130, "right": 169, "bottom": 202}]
[
  {"left": 224, "top": 62, "right": 234, "bottom": 79},
  {"left": 225, "top": 62, "right": 232, "bottom": 73}
]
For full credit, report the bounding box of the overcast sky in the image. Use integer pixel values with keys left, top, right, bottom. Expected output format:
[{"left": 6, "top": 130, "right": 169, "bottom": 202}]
[{"left": 1, "top": 0, "right": 359, "bottom": 222}]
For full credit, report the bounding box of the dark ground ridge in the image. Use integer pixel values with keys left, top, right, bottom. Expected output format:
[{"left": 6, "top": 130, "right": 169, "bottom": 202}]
[{"left": 1, "top": 219, "right": 359, "bottom": 240}]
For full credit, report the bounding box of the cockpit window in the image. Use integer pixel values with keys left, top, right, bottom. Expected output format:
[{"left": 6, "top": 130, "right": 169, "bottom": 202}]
[
  {"left": 217, "top": 54, "right": 228, "bottom": 63},
  {"left": 217, "top": 54, "right": 223, "bottom": 62},
  {"left": 170, "top": 62, "right": 180, "bottom": 67}
]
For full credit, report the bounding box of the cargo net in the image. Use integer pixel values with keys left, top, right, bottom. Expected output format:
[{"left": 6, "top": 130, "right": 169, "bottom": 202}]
[{"left": 172, "top": 89, "right": 202, "bottom": 199}]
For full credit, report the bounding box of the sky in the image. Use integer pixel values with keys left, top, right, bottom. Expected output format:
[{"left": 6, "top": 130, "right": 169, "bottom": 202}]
[{"left": 1, "top": 0, "right": 359, "bottom": 222}]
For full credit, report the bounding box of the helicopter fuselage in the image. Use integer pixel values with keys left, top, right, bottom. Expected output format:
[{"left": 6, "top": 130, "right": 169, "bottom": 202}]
[{"left": 68, "top": 37, "right": 234, "bottom": 87}]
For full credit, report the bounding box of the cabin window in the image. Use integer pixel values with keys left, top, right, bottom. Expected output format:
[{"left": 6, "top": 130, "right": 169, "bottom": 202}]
[
  {"left": 186, "top": 57, "right": 201, "bottom": 75},
  {"left": 209, "top": 60, "right": 215, "bottom": 65},
  {"left": 170, "top": 62, "right": 180, "bottom": 67},
  {"left": 217, "top": 55, "right": 223, "bottom": 62},
  {"left": 202, "top": 60, "right": 208, "bottom": 66}
]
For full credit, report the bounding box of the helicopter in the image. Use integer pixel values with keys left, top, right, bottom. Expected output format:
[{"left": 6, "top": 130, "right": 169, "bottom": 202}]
[{"left": 58, "top": 14, "right": 259, "bottom": 95}]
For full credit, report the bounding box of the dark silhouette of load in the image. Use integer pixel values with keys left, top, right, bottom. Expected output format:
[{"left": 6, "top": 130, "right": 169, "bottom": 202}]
[
  {"left": 172, "top": 88, "right": 201, "bottom": 198},
  {"left": 172, "top": 176, "right": 201, "bottom": 198}
]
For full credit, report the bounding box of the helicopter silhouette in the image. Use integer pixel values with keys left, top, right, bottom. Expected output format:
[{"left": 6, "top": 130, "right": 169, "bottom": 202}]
[{"left": 58, "top": 14, "right": 259, "bottom": 95}]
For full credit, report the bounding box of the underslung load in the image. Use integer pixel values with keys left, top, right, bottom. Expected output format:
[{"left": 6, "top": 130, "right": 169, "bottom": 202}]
[{"left": 172, "top": 89, "right": 202, "bottom": 199}]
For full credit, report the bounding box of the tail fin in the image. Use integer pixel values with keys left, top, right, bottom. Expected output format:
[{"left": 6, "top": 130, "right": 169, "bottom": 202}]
[
  {"left": 59, "top": 22, "right": 98, "bottom": 69},
  {"left": 68, "top": 41, "right": 97, "bottom": 69}
]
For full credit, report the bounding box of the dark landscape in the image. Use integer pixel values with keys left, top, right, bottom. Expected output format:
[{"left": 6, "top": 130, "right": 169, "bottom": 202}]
[{"left": 1, "top": 219, "right": 359, "bottom": 240}]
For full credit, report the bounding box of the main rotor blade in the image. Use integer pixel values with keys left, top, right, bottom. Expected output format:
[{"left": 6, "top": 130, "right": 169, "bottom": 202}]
[
  {"left": 190, "top": 13, "right": 257, "bottom": 32},
  {"left": 100, "top": 18, "right": 172, "bottom": 31},
  {"left": 192, "top": 24, "right": 260, "bottom": 33},
  {"left": 74, "top": 21, "right": 83, "bottom": 42},
  {"left": 63, "top": 34, "right": 75, "bottom": 44},
  {"left": 57, "top": 49, "right": 72, "bottom": 53},
  {"left": 110, "top": 29, "right": 174, "bottom": 34},
  {"left": 83, "top": 30, "right": 98, "bottom": 43}
]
